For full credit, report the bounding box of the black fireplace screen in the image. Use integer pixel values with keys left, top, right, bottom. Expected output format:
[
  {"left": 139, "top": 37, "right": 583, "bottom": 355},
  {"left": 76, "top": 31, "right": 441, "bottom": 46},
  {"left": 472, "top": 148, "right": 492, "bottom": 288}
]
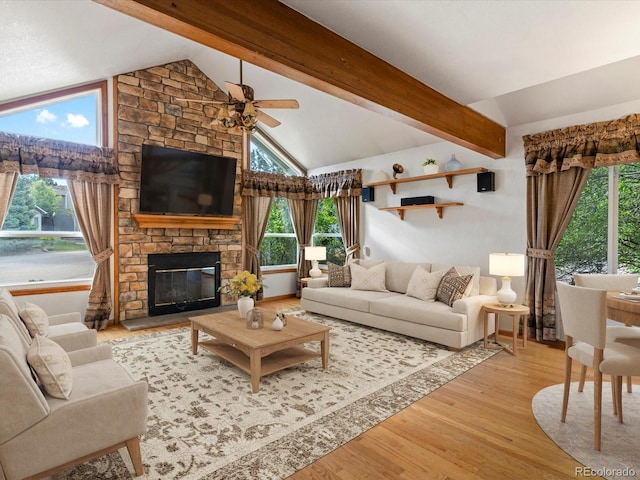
[{"left": 148, "top": 252, "right": 221, "bottom": 316}]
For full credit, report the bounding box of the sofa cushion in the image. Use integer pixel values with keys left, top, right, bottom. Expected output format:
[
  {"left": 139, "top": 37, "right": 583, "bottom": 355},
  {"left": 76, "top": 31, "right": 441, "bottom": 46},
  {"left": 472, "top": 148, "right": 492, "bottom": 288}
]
[
  {"left": 385, "top": 262, "right": 431, "bottom": 294},
  {"left": 350, "top": 262, "right": 388, "bottom": 292},
  {"left": 406, "top": 266, "right": 443, "bottom": 302},
  {"left": 303, "top": 286, "right": 398, "bottom": 312},
  {"left": 327, "top": 262, "right": 351, "bottom": 287},
  {"left": 27, "top": 335, "right": 73, "bottom": 400},
  {"left": 431, "top": 264, "right": 481, "bottom": 296},
  {"left": 436, "top": 268, "right": 473, "bottom": 307},
  {"left": 19, "top": 302, "right": 50, "bottom": 337},
  {"left": 370, "top": 295, "right": 467, "bottom": 332}
]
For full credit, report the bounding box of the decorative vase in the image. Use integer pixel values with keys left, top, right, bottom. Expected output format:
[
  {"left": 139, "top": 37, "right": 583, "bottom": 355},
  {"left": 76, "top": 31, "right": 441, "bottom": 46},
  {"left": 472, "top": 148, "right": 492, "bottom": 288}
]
[
  {"left": 445, "top": 154, "right": 462, "bottom": 172},
  {"left": 272, "top": 315, "right": 284, "bottom": 331},
  {"left": 372, "top": 170, "right": 390, "bottom": 183},
  {"left": 237, "top": 296, "right": 254, "bottom": 319},
  {"left": 423, "top": 164, "right": 439, "bottom": 175},
  {"left": 246, "top": 308, "right": 263, "bottom": 329}
]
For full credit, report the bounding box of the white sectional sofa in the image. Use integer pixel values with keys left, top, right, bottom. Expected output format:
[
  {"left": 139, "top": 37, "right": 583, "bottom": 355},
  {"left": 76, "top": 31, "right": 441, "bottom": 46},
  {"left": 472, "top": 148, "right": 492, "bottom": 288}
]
[{"left": 301, "top": 260, "right": 498, "bottom": 350}]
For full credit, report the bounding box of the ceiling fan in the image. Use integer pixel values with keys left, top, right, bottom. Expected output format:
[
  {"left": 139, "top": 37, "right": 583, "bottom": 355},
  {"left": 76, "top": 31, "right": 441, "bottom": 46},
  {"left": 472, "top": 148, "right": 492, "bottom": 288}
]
[{"left": 178, "top": 60, "right": 299, "bottom": 131}]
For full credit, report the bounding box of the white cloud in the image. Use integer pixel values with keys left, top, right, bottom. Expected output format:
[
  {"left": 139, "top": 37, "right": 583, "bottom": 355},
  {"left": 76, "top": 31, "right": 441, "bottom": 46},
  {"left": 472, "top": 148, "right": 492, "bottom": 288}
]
[
  {"left": 64, "top": 113, "right": 90, "bottom": 128},
  {"left": 36, "top": 109, "right": 57, "bottom": 124}
]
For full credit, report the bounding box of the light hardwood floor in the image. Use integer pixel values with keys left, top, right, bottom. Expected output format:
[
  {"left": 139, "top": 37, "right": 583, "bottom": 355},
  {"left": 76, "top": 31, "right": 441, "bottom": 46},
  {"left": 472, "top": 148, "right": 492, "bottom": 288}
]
[{"left": 99, "top": 297, "right": 613, "bottom": 480}]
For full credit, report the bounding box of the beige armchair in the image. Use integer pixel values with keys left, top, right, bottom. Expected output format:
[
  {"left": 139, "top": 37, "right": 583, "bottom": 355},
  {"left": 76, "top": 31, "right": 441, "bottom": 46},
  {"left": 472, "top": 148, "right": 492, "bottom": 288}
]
[
  {"left": 0, "top": 288, "right": 97, "bottom": 352},
  {"left": 0, "top": 314, "right": 148, "bottom": 479}
]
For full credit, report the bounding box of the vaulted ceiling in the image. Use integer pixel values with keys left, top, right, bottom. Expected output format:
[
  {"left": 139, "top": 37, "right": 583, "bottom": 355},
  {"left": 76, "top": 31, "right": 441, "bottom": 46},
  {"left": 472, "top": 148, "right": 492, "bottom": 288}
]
[{"left": 3, "top": 0, "right": 640, "bottom": 169}]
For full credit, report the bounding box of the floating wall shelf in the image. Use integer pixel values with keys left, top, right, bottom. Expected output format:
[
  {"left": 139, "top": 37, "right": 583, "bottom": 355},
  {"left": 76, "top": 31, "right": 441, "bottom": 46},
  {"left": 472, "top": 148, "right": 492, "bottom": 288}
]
[
  {"left": 379, "top": 202, "right": 464, "bottom": 220},
  {"left": 363, "top": 167, "right": 488, "bottom": 193}
]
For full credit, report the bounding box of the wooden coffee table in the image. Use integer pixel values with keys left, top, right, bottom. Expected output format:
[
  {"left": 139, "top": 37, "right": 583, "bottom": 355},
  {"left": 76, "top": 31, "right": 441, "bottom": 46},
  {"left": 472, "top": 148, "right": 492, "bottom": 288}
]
[{"left": 190, "top": 310, "right": 331, "bottom": 393}]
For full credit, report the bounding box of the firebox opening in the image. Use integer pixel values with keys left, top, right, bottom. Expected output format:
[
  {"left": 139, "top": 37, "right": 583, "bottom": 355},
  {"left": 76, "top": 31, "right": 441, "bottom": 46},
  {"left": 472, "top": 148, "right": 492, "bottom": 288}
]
[{"left": 148, "top": 252, "right": 221, "bottom": 316}]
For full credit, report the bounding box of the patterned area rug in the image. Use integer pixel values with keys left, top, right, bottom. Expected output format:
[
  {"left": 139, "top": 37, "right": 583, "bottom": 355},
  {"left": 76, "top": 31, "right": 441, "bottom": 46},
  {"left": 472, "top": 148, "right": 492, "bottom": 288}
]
[
  {"left": 56, "top": 311, "right": 497, "bottom": 480},
  {"left": 532, "top": 382, "right": 640, "bottom": 480}
]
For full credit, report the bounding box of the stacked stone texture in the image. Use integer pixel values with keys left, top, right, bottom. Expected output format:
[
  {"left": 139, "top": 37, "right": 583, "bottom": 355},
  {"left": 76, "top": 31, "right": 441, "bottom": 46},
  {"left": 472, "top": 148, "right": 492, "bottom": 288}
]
[{"left": 116, "top": 60, "right": 243, "bottom": 321}]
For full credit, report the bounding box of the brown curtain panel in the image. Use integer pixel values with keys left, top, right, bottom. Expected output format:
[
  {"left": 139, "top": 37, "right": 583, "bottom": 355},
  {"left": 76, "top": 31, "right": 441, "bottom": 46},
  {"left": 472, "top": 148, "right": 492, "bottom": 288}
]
[
  {"left": 289, "top": 198, "right": 319, "bottom": 297},
  {"left": 523, "top": 112, "right": 640, "bottom": 341},
  {"left": 241, "top": 195, "right": 273, "bottom": 301},
  {"left": 0, "top": 172, "right": 18, "bottom": 227},
  {"left": 334, "top": 195, "right": 360, "bottom": 263},
  {"left": 68, "top": 181, "right": 114, "bottom": 330}
]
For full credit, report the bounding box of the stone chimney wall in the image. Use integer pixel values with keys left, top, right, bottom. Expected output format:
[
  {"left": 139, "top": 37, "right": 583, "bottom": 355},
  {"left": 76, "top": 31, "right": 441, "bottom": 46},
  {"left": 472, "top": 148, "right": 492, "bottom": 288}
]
[{"left": 115, "top": 59, "right": 243, "bottom": 321}]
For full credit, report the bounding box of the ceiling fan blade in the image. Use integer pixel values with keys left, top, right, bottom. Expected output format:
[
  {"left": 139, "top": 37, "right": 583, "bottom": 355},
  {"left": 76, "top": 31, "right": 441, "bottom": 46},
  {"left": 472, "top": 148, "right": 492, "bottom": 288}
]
[
  {"left": 225, "top": 82, "right": 246, "bottom": 101},
  {"left": 253, "top": 99, "right": 299, "bottom": 109},
  {"left": 256, "top": 109, "right": 281, "bottom": 128}
]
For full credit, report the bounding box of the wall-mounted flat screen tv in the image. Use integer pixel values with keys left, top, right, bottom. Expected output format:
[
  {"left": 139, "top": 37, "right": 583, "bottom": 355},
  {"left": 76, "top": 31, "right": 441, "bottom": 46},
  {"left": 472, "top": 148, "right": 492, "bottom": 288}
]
[{"left": 139, "top": 144, "right": 237, "bottom": 217}]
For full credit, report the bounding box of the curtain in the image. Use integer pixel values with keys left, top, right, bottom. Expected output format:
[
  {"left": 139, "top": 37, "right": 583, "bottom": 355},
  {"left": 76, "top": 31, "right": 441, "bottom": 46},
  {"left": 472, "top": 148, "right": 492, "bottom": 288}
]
[
  {"left": 242, "top": 169, "right": 361, "bottom": 199},
  {"left": 289, "top": 198, "right": 319, "bottom": 297},
  {"left": 0, "top": 172, "right": 18, "bottom": 227},
  {"left": 0, "top": 132, "right": 119, "bottom": 183},
  {"left": 523, "top": 112, "right": 640, "bottom": 341},
  {"left": 68, "top": 181, "right": 114, "bottom": 330},
  {"left": 241, "top": 196, "right": 273, "bottom": 301},
  {"left": 334, "top": 195, "right": 360, "bottom": 263}
]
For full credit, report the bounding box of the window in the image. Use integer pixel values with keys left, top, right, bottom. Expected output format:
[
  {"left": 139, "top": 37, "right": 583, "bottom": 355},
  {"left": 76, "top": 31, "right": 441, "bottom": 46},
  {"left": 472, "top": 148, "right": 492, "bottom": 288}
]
[
  {"left": 556, "top": 163, "right": 640, "bottom": 283},
  {"left": 0, "top": 83, "right": 106, "bottom": 285},
  {"left": 250, "top": 130, "right": 344, "bottom": 269},
  {"left": 251, "top": 130, "right": 300, "bottom": 268},
  {"left": 313, "top": 198, "right": 345, "bottom": 265}
]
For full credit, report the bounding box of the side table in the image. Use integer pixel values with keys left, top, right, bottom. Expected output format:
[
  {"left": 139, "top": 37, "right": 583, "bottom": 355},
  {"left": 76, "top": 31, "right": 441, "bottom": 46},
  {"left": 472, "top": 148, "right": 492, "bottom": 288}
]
[{"left": 482, "top": 303, "right": 529, "bottom": 356}]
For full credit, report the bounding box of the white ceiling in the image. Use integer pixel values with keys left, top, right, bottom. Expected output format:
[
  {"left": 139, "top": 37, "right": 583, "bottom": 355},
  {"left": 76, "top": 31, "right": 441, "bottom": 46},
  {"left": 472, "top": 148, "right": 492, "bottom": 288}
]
[{"left": 3, "top": 0, "right": 640, "bottom": 169}]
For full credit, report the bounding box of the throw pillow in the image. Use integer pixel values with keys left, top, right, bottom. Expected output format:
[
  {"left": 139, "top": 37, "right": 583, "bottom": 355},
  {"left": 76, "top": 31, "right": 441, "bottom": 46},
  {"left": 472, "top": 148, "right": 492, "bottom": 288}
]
[
  {"left": 350, "top": 262, "right": 388, "bottom": 292},
  {"left": 19, "top": 301, "right": 50, "bottom": 337},
  {"left": 26, "top": 335, "right": 73, "bottom": 400},
  {"left": 327, "top": 262, "right": 351, "bottom": 287},
  {"left": 406, "top": 266, "right": 444, "bottom": 302},
  {"left": 436, "top": 267, "right": 473, "bottom": 307}
]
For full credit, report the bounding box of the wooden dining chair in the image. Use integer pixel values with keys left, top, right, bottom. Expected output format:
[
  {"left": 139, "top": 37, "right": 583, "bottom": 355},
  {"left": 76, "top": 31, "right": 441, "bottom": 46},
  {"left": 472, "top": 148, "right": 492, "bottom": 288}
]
[
  {"left": 573, "top": 273, "right": 640, "bottom": 395},
  {"left": 556, "top": 282, "right": 640, "bottom": 450}
]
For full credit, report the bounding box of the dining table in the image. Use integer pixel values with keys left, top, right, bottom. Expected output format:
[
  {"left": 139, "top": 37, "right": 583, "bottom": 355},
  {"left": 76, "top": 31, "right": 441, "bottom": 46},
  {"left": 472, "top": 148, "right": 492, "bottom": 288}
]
[{"left": 607, "top": 292, "right": 640, "bottom": 326}]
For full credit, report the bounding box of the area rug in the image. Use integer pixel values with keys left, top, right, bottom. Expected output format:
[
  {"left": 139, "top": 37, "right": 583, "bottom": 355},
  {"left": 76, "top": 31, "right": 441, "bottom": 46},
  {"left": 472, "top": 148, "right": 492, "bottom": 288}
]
[
  {"left": 56, "top": 311, "right": 497, "bottom": 480},
  {"left": 532, "top": 382, "right": 640, "bottom": 480}
]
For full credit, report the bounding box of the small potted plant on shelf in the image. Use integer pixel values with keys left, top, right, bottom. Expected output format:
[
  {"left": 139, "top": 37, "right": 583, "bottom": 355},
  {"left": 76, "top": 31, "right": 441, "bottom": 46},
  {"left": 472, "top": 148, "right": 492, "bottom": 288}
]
[{"left": 422, "top": 158, "right": 439, "bottom": 175}]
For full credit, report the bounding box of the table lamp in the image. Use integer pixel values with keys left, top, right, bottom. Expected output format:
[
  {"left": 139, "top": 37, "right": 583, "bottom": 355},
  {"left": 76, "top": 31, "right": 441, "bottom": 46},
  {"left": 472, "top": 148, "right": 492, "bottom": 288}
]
[
  {"left": 305, "top": 246, "right": 326, "bottom": 278},
  {"left": 489, "top": 253, "right": 525, "bottom": 306}
]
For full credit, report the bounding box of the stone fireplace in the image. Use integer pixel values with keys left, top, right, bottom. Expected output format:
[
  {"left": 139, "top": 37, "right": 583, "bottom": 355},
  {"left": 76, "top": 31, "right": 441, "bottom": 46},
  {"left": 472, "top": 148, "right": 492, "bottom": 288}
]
[{"left": 115, "top": 59, "right": 243, "bottom": 322}]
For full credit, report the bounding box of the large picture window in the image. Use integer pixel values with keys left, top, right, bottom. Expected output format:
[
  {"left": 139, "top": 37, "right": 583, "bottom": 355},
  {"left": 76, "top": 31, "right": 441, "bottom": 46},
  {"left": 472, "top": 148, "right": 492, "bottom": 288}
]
[
  {"left": 0, "top": 82, "right": 106, "bottom": 285},
  {"left": 312, "top": 198, "right": 345, "bottom": 265}
]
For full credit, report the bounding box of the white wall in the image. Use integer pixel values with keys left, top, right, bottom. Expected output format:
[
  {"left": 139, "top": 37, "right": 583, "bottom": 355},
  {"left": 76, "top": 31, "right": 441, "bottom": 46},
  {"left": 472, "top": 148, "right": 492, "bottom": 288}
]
[{"left": 310, "top": 142, "right": 528, "bottom": 301}]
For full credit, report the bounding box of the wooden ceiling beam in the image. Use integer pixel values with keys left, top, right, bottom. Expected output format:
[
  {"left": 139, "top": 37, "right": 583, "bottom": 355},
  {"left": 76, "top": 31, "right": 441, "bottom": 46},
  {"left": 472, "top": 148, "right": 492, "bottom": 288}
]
[{"left": 94, "top": 0, "right": 505, "bottom": 158}]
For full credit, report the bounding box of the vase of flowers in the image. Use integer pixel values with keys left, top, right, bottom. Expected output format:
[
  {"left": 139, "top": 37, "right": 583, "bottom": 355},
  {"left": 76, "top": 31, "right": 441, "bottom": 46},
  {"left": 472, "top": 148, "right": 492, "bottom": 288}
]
[{"left": 219, "top": 270, "right": 263, "bottom": 318}]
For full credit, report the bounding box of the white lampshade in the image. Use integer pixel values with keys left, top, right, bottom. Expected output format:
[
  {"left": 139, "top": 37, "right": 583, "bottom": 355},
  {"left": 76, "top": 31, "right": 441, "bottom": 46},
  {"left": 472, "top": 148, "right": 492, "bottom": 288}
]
[
  {"left": 489, "top": 253, "right": 525, "bottom": 277},
  {"left": 304, "top": 246, "right": 326, "bottom": 261},
  {"left": 305, "top": 246, "right": 327, "bottom": 278},
  {"left": 489, "top": 253, "right": 525, "bottom": 306}
]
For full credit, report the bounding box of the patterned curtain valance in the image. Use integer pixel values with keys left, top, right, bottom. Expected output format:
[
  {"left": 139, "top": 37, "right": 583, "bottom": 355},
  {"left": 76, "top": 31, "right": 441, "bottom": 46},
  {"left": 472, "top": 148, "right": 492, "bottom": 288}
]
[
  {"left": 0, "top": 132, "right": 119, "bottom": 184},
  {"left": 242, "top": 169, "right": 362, "bottom": 199},
  {"left": 523, "top": 113, "right": 640, "bottom": 177},
  {"left": 309, "top": 169, "right": 362, "bottom": 198},
  {"left": 242, "top": 171, "right": 317, "bottom": 199}
]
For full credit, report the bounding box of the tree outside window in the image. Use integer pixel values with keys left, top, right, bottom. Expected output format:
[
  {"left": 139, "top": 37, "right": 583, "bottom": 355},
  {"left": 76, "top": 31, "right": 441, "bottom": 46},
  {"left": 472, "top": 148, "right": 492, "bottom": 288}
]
[
  {"left": 556, "top": 163, "right": 640, "bottom": 283},
  {"left": 313, "top": 198, "right": 345, "bottom": 265}
]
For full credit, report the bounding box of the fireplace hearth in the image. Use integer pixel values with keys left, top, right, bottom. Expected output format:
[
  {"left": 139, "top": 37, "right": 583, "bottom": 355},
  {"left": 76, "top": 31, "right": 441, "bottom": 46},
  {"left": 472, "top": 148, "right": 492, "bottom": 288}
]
[{"left": 148, "top": 252, "right": 221, "bottom": 316}]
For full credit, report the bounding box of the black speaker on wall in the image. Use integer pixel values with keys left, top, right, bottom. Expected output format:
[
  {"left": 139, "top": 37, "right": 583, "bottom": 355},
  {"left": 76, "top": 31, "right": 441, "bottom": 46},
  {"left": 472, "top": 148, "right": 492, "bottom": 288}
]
[
  {"left": 362, "top": 186, "right": 375, "bottom": 202},
  {"left": 477, "top": 171, "right": 495, "bottom": 192}
]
